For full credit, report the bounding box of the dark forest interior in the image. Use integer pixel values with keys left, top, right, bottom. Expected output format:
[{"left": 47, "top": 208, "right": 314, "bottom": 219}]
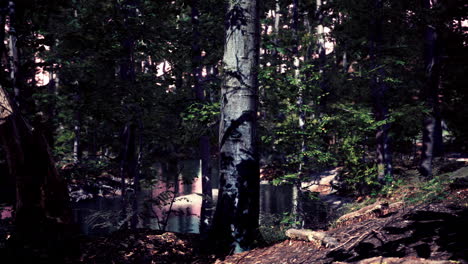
[{"left": 0, "top": 0, "right": 467, "bottom": 263}]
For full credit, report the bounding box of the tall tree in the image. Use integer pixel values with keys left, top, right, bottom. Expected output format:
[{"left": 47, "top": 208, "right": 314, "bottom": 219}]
[
  {"left": 370, "top": 0, "right": 392, "bottom": 180},
  {"left": 420, "top": 0, "right": 442, "bottom": 177},
  {"left": 0, "top": 84, "right": 71, "bottom": 250},
  {"left": 190, "top": 0, "right": 213, "bottom": 237},
  {"left": 211, "top": 0, "right": 260, "bottom": 253},
  {"left": 0, "top": 1, "right": 72, "bottom": 239},
  {"left": 7, "top": 0, "right": 19, "bottom": 101}
]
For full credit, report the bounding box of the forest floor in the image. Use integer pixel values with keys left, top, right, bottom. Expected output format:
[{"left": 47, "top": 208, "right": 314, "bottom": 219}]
[{"left": 76, "top": 165, "right": 468, "bottom": 264}]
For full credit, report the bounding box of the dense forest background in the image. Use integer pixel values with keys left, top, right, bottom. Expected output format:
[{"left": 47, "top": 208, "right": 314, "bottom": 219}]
[{"left": 0, "top": 0, "right": 467, "bottom": 261}]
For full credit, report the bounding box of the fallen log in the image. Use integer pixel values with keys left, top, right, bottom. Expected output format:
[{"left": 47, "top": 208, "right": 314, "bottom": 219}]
[
  {"left": 285, "top": 229, "right": 339, "bottom": 248},
  {"left": 336, "top": 201, "right": 405, "bottom": 227},
  {"left": 336, "top": 202, "right": 388, "bottom": 226}
]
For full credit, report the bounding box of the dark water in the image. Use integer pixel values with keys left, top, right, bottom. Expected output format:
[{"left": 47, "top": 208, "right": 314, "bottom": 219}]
[{"left": 72, "top": 160, "right": 295, "bottom": 235}]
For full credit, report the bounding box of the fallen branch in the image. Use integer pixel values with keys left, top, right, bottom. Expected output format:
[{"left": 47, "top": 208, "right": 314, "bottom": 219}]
[{"left": 285, "top": 229, "right": 339, "bottom": 248}]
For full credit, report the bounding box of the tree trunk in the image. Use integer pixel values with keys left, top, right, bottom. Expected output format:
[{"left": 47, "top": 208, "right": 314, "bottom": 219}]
[
  {"left": 119, "top": 122, "right": 136, "bottom": 229},
  {"left": 370, "top": 0, "right": 392, "bottom": 181},
  {"left": 118, "top": 0, "right": 138, "bottom": 228},
  {"left": 420, "top": 0, "right": 442, "bottom": 177},
  {"left": 292, "top": 0, "right": 305, "bottom": 171},
  {"left": 271, "top": 0, "right": 281, "bottom": 66},
  {"left": 131, "top": 120, "right": 143, "bottom": 230},
  {"left": 292, "top": 0, "right": 306, "bottom": 228},
  {"left": 190, "top": 0, "right": 213, "bottom": 237},
  {"left": 73, "top": 86, "right": 82, "bottom": 163},
  {"left": 7, "top": 1, "right": 19, "bottom": 101},
  {"left": 316, "top": 0, "right": 328, "bottom": 112},
  {"left": 211, "top": 0, "right": 260, "bottom": 253},
  {"left": 0, "top": 85, "right": 71, "bottom": 241}
]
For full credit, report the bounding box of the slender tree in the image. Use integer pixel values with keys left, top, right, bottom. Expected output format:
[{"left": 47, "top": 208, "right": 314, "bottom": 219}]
[
  {"left": 211, "top": 0, "right": 260, "bottom": 253},
  {"left": 190, "top": 0, "right": 213, "bottom": 237},
  {"left": 370, "top": 0, "right": 392, "bottom": 180},
  {"left": 420, "top": 0, "right": 442, "bottom": 177},
  {"left": 7, "top": 1, "right": 19, "bottom": 101}
]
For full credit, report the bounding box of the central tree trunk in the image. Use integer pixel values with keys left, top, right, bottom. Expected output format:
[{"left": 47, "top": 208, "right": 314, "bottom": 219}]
[{"left": 211, "top": 0, "right": 260, "bottom": 253}]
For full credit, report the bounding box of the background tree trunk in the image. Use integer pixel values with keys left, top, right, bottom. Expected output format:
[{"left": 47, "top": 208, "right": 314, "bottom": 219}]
[
  {"left": 420, "top": 0, "right": 442, "bottom": 177},
  {"left": 370, "top": 0, "right": 392, "bottom": 181},
  {"left": 190, "top": 0, "right": 213, "bottom": 237},
  {"left": 7, "top": 1, "right": 19, "bottom": 101}
]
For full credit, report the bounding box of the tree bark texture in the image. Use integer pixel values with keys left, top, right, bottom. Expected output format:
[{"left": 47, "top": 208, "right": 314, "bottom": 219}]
[
  {"left": 0, "top": 86, "right": 71, "bottom": 237},
  {"left": 420, "top": 0, "right": 442, "bottom": 177},
  {"left": 212, "top": 0, "right": 260, "bottom": 253}
]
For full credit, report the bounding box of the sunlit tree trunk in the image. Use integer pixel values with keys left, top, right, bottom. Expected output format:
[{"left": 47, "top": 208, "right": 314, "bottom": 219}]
[
  {"left": 316, "top": 0, "right": 327, "bottom": 112},
  {"left": 73, "top": 86, "right": 82, "bottom": 163},
  {"left": 211, "top": 0, "right": 260, "bottom": 253},
  {"left": 291, "top": 0, "right": 305, "bottom": 228},
  {"left": 271, "top": 0, "right": 281, "bottom": 66},
  {"left": 292, "top": 0, "right": 303, "bottom": 149},
  {"left": 420, "top": 0, "right": 442, "bottom": 177},
  {"left": 370, "top": 0, "right": 392, "bottom": 181}
]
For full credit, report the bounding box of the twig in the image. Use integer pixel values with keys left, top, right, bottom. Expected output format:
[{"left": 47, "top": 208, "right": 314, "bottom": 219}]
[{"left": 331, "top": 235, "right": 359, "bottom": 251}]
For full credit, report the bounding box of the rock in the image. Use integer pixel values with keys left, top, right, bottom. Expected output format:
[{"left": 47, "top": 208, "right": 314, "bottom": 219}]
[
  {"left": 449, "top": 166, "right": 468, "bottom": 180},
  {"left": 285, "top": 229, "right": 339, "bottom": 247}
]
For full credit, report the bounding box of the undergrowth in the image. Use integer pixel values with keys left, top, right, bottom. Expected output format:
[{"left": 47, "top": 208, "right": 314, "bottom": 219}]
[{"left": 333, "top": 162, "right": 467, "bottom": 225}]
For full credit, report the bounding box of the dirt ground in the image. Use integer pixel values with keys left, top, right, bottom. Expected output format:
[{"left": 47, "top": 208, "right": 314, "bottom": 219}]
[{"left": 76, "top": 188, "right": 468, "bottom": 264}]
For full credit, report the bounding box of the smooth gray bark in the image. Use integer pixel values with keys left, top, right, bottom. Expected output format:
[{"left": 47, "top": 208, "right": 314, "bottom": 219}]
[
  {"left": 212, "top": 0, "right": 260, "bottom": 253},
  {"left": 292, "top": 0, "right": 305, "bottom": 228}
]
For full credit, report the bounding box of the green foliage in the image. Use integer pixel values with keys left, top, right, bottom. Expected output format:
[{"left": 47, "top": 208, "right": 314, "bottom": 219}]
[
  {"left": 279, "top": 212, "right": 302, "bottom": 227},
  {"left": 1, "top": 0, "right": 466, "bottom": 239},
  {"left": 181, "top": 102, "right": 220, "bottom": 141},
  {"left": 272, "top": 173, "right": 299, "bottom": 186},
  {"left": 182, "top": 102, "right": 220, "bottom": 124},
  {"left": 404, "top": 175, "right": 453, "bottom": 205},
  {"left": 259, "top": 213, "right": 293, "bottom": 245}
]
